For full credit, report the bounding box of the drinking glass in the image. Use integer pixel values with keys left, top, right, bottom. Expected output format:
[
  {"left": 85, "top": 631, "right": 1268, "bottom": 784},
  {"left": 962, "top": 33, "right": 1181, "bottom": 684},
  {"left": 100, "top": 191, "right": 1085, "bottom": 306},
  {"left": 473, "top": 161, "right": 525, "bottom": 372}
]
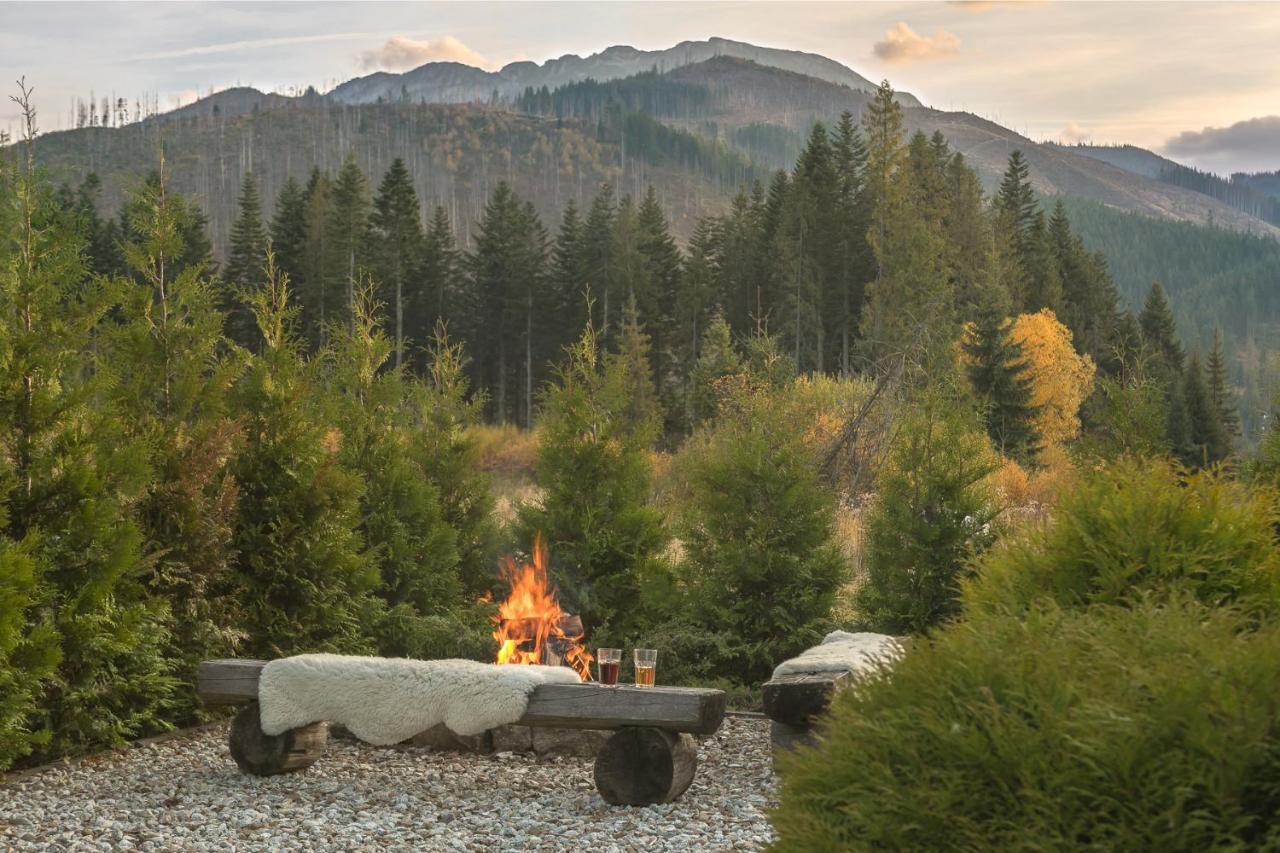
[
  {"left": 634, "top": 648, "right": 657, "bottom": 687},
  {"left": 597, "top": 648, "right": 622, "bottom": 685}
]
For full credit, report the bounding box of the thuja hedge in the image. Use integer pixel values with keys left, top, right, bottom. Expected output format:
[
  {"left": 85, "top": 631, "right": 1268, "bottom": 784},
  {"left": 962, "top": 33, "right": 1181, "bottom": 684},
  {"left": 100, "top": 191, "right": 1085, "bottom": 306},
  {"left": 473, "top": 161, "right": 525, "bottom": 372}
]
[{"left": 771, "top": 460, "right": 1280, "bottom": 850}]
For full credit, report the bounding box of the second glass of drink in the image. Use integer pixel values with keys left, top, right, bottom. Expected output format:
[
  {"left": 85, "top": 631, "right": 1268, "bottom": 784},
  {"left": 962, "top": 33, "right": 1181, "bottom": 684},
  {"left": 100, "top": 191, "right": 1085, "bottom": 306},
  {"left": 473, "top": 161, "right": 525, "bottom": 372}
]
[
  {"left": 596, "top": 648, "right": 621, "bottom": 685},
  {"left": 634, "top": 648, "right": 657, "bottom": 687}
]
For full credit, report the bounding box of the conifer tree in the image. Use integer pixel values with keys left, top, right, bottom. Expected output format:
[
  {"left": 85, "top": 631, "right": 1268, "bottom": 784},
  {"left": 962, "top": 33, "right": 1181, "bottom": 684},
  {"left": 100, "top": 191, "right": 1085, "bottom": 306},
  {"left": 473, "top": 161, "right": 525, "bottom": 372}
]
[
  {"left": 636, "top": 186, "right": 683, "bottom": 419},
  {"left": 687, "top": 315, "right": 743, "bottom": 428},
  {"left": 231, "top": 252, "right": 377, "bottom": 656},
  {"left": 581, "top": 183, "right": 616, "bottom": 339},
  {"left": 1183, "top": 353, "right": 1229, "bottom": 468},
  {"left": 320, "top": 279, "right": 462, "bottom": 655},
  {"left": 832, "top": 111, "right": 871, "bottom": 375},
  {"left": 515, "top": 319, "right": 669, "bottom": 644},
  {"left": 1140, "top": 281, "right": 1184, "bottom": 373},
  {"left": 418, "top": 206, "right": 460, "bottom": 363},
  {"left": 549, "top": 199, "right": 589, "bottom": 355},
  {"left": 963, "top": 307, "right": 1042, "bottom": 463},
  {"left": 269, "top": 176, "right": 308, "bottom": 309},
  {"left": 103, "top": 167, "right": 247, "bottom": 716},
  {"left": 324, "top": 153, "right": 370, "bottom": 336},
  {"left": 1206, "top": 329, "right": 1241, "bottom": 443},
  {"left": 368, "top": 158, "right": 424, "bottom": 368},
  {"left": 295, "top": 168, "right": 331, "bottom": 347},
  {"left": 608, "top": 295, "right": 663, "bottom": 440},
  {"left": 1021, "top": 209, "right": 1063, "bottom": 314},
  {"left": 223, "top": 172, "right": 267, "bottom": 347},
  {"left": 0, "top": 93, "right": 174, "bottom": 758},
  {"left": 995, "top": 150, "right": 1037, "bottom": 241}
]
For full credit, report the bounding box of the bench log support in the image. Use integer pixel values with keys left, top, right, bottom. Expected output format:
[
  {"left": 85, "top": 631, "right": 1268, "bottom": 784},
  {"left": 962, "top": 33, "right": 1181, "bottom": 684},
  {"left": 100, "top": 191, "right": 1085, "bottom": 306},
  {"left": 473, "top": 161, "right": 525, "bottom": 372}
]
[
  {"left": 229, "top": 702, "right": 328, "bottom": 776},
  {"left": 593, "top": 727, "right": 698, "bottom": 806},
  {"left": 199, "top": 659, "right": 725, "bottom": 803}
]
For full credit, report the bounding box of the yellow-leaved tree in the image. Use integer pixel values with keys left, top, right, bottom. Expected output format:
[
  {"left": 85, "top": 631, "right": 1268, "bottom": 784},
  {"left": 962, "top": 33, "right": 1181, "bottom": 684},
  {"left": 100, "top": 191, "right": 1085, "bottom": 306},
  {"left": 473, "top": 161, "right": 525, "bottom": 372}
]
[{"left": 1010, "top": 309, "right": 1096, "bottom": 447}]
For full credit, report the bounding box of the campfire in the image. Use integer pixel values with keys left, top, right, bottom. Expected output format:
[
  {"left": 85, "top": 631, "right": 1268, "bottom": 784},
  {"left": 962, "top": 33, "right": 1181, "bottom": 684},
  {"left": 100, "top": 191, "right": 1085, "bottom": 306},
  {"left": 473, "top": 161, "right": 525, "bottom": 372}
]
[{"left": 492, "top": 536, "right": 593, "bottom": 681}]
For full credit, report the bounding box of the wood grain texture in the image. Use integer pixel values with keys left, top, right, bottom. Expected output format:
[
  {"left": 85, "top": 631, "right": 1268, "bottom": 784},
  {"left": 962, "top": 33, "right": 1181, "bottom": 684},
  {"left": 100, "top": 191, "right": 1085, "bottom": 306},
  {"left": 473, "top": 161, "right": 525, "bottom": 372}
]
[
  {"left": 761, "top": 671, "right": 851, "bottom": 726},
  {"left": 228, "top": 703, "right": 327, "bottom": 776},
  {"left": 197, "top": 660, "right": 726, "bottom": 735},
  {"left": 593, "top": 727, "right": 698, "bottom": 805}
]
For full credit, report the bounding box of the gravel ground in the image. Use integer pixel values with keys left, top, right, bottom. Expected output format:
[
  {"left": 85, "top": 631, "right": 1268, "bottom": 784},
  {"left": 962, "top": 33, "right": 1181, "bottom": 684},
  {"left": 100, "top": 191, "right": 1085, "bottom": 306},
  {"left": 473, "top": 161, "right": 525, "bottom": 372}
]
[{"left": 0, "top": 715, "right": 776, "bottom": 851}]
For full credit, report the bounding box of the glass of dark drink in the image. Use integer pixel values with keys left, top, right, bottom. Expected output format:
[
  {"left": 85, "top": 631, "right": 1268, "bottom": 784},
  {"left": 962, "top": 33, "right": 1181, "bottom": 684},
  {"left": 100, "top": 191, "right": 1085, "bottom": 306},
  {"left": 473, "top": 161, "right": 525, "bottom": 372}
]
[{"left": 597, "top": 648, "right": 622, "bottom": 685}]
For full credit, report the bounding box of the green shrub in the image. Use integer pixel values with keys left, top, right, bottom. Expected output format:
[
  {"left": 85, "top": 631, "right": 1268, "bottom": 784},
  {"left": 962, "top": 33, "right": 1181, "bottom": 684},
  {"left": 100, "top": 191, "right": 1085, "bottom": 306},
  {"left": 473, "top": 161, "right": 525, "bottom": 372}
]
[
  {"left": 673, "top": 395, "right": 846, "bottom": 686},
  {"left": 965, "top": 457, "right": 1280, "bottom": 619},
  {"left": 855, "top": 403, "right": 997, "bottom": 634},
  {"left": 771, "top": 598, "right": 1280, "bottom": 851}
]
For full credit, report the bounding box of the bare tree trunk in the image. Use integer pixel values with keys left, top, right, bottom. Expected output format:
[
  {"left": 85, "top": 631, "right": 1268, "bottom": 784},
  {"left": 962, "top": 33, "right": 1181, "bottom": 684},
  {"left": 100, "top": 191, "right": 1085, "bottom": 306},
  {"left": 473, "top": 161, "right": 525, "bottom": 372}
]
[{"left": 525, "top": 290, "right": 533, "bottom": 429}]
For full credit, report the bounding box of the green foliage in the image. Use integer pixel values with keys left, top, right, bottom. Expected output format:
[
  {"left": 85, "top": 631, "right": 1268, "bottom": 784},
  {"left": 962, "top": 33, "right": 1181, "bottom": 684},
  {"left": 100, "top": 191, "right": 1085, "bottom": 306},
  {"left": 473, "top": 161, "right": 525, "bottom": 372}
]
[
  {"left": 856, "top": 398, "right": 997, "bottom": 634},
  {"left": 229, "top": 254, "right": 378, "bottom": 657},
  {"left": 515, "top": 321, "right": 670, "bottom": 644},
  {"left": 966, "top": 458, "right": 1280, "bottom": 620},
  {"left": 963, "top": 308, "right": 1041, "bottom": 463},
  {"left": 771, "top": 598, "right": 1280, "bottom": 852},
  {"left": 672, "top": 386, "right": 847, "bottom": 686}
]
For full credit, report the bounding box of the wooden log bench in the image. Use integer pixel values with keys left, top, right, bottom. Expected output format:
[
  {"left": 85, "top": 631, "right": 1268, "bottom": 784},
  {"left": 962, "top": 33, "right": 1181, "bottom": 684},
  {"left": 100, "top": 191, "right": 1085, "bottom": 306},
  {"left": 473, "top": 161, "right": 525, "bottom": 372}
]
[
  {"left": 762, "top": 671, "right": 851, "bottom": 756},
  {"left": 198, "top": 659, "right": 726, "bottom": 806}
]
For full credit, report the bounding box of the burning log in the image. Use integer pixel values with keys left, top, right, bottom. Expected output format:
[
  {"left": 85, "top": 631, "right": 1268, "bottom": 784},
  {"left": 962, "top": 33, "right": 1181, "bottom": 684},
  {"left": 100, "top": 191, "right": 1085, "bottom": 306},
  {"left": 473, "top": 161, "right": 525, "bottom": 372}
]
[{"left": 492, "top": 536, "right": 593, "bottom": 679}]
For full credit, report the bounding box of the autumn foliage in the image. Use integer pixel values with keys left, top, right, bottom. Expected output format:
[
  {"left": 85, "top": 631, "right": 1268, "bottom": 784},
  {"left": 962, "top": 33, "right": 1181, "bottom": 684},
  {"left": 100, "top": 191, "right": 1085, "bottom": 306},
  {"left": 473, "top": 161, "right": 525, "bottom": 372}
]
[{"left": 1010, "top": 309, "right": 1096, "bottom": 447}]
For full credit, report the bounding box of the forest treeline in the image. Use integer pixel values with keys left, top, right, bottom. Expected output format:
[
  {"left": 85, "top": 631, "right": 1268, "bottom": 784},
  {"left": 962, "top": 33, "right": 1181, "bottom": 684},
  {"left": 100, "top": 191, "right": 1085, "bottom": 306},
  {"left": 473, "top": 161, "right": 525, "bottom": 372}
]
[{"left": 0, "top": 81, "right": 1249, "bottom": 771}]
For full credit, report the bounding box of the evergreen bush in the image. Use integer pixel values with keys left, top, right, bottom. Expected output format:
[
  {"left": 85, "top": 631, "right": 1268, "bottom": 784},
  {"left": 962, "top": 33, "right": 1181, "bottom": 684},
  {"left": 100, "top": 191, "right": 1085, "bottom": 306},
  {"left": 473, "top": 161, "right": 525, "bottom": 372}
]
[
  {"left": 965, "top": 458, "right": 1280, "bottom": 620},
  {"left": 771, "top": 598, "right": 1280, "bottom": 851}
]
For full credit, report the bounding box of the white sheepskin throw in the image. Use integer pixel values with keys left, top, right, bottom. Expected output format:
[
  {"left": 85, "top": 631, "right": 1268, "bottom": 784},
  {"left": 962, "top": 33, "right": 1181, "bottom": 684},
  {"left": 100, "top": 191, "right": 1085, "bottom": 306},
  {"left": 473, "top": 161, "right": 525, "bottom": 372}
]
[
  {"left": 771, "top": 631, "right": 903, "bottom": 680},
  {"left": 258, "top": 654, "right": 582, "bottom": 744}
]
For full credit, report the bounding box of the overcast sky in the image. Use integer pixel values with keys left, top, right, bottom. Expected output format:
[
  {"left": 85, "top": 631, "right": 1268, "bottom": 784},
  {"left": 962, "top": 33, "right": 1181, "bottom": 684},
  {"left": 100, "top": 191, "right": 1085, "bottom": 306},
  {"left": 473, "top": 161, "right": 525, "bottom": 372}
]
[{"left": 3, "top": 1, "right": 1277, "bottom": 175}]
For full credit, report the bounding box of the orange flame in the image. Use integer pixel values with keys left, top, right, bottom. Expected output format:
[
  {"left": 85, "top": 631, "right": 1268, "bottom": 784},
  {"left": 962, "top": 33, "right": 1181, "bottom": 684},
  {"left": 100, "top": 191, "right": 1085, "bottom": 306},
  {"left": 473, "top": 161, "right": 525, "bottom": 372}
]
[{"left": 492, "top": 535, "right": 593, "bottom": 681}]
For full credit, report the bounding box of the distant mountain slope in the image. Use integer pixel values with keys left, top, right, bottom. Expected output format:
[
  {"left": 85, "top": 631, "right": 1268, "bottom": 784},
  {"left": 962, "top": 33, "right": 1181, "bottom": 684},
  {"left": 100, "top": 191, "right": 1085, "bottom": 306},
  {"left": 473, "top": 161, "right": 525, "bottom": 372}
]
[
  {"left": 1049, "top": 143, "right": 1182, "bottom": 179},
  {"left": 328, "top": 36, "right": 919, "bottom": 107},
  {"left": 656, "top": 59, "right": 1280, "bottom": 236}
]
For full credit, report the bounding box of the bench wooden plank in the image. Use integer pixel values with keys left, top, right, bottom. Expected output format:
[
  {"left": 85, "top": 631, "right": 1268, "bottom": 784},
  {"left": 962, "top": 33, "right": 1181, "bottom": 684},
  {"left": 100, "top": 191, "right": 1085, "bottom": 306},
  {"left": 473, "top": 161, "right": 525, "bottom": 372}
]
[
  {"left": 762, "top": 671, "right": 851, "bottom": 726},
  {"left": 198, "top": 659, "right": 726, "bottom": 735}
]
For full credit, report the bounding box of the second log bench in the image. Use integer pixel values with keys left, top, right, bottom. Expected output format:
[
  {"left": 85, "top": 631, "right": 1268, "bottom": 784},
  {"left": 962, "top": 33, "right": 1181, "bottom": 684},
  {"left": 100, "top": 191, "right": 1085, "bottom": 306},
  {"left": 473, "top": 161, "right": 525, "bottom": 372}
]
[{"left": 198, "top": 659, "right": 726, "bottom": 806}]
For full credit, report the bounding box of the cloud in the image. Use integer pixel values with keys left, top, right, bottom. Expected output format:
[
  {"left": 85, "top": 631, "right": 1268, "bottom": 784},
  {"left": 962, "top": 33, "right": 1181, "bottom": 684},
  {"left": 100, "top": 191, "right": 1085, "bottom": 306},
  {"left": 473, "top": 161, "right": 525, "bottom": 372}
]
[
  {"left": 358, "top": 36, "right": 490, "bottom": 72},
  {"left": 1163, "top": 115, "right": 1280, "bottom": 168},
  {"left": 1058, "top": 122, "right": 1091, "bottom": 142},
  {"left": 133, "top": 32, "right": 380, "bottom": 62},
  {"left": 873, "top": 22, "right": 961, "bottom": 64},
  {"left": 948, "top": 0, "right": 1043, "bottom": 12}
]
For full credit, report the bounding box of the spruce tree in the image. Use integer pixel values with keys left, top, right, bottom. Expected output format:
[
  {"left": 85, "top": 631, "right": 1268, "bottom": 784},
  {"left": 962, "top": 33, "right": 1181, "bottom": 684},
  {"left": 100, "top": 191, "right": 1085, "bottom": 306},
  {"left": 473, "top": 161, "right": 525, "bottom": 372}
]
[
  {"left": 687, "top": 315, "right": 743, "bottom": 428},
  {"left": 549, "top": 199, "right": 589, "bottom": 355},
  {"left": 963, "top": 308, "right": 1042, "bottom": 463},
  {"left": 832, "top": 111, "right": 871, "bottom": 375},
  {"left": 324, "top": 153, "right": 370, "bottom": 337},
  {"left": 320, "top": 279, "right": 462, "bottom": 656},
  {"left": 608, "top": 295, "right": 663, "bottom": 440},
  {"left": 1140, "top": 281, "right": 1183, "bottom": 373},
  {"left": 269, "top": 176, "right": 308, "bottom": 304},
  {"left": 581, "top": 183, "right": 617, "bottom": 338},
  {"left": 417, "top": 206, "right": 460, "bottom": 363},
  {"left": 995, "top": 150, "right": 1037, "bottom": 240},
  {"left": 104, "top": 169, "right": 247, "bottom": 718},
  {"left": 223, "top": 172, "right": 267, "bottom": 347},
  {"left": 0, "top": 98, "right": 174, "bottom": 759},
  {"left": 1206, "top": 329, "right": 1241, "bottom": 443},
  {"left": 298, "top": 168, "right": 332, "bottom": 348},
  {"left": 1183, "top": 353, "right": 1229, "bottom": 468},
  {"left": 636, "top": 186, "right": 683, "bottom": 424},
  {"left": 515, "top": 320, "right": 670, "bottom": 644},
  {"left": 231, "top": 252, "right": 377, "bottom": 656},
  {"left": 368, "top": 159, "right": 424, "bottom": 368}
]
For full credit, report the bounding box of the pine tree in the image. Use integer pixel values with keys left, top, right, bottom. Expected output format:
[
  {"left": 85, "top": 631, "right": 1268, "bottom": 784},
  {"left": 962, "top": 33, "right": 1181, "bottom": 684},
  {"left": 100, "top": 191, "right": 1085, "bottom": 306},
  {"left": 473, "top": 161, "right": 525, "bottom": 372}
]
[
  {"left": 832, "top": 111, "right": 871, "bottom": 375},
  {"left": 1021, "top": 209, "right": 1063, "bottom": 314},
  {"left": 269, "top": 176, "right": 308, "bottom": 307},
  {"left": 223, "top": 172, "right": 267, "bottom": 347},
  {"left": 963, "top": 307, "right": 1042, "bottom": 463},
  {"left": 549, "top": 199, "right": 589, "bottom": 354},
  {"left": 581, "top": 183, "right": 616, "bottom": 339},
  {"left": 368, "top": 159, "right": 424, "bottom": 368},
  {"left": 687, "top": 315, "right": 743, "bottom": 427},
  {"left": 1206, "top": 329, "right": 1241, "bottom": 444},
  {"left": 636, "top": 186, "right": 683, "bottom": 422}
]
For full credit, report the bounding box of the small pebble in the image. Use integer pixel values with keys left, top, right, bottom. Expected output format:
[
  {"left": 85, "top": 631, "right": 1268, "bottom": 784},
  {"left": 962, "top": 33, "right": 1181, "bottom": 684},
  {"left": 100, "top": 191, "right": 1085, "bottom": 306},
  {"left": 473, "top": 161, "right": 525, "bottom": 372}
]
[{"left": 0, "top": 717, "right": 776, "bottom": 851}]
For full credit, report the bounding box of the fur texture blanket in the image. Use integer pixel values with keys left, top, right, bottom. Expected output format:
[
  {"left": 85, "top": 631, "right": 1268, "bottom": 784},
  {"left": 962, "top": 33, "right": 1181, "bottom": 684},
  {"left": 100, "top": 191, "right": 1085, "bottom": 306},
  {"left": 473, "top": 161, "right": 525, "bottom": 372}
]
[
  {"left": 258, "top": 654, "right": 581, "bottom": 744},
  {"left": 771, "top": 631, "right": 902, "bottom": 680}
]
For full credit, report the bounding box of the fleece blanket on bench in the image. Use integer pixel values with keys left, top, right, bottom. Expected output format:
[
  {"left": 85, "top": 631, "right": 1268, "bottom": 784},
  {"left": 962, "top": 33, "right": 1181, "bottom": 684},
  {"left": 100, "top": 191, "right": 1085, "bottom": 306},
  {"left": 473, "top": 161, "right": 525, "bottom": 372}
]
[
  {"left": 771, "top": 631, "right": 903, "bottom": 680},
  {"left": 258, "top": 654, "right": 581, "bottom": 745}
]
